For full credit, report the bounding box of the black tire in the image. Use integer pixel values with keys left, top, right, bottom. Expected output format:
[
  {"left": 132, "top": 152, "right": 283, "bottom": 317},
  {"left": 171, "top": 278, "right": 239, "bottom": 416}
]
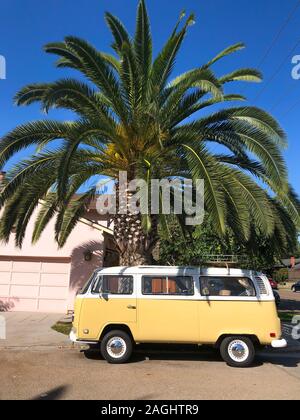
[
  {"left": 100, "top": 330, "right": 133, "bottom": 364},
  {"left": 220, "top": 336, "right": 255, "bottom": 368}
]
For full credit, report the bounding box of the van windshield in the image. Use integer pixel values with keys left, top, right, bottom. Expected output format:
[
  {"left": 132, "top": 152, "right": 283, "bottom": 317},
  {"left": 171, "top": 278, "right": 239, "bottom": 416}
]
[{"left": 79, "top": 271, "right": 99, "bottom": 295}]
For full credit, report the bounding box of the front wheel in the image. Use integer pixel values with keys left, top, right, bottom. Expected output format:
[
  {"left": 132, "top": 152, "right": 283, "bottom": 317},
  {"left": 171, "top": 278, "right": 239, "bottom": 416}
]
[
  {"left": 100, "top": 330, "right": 133, "bottom": 364},
  {"left": 220, "top": 336, "right": 255, "bottom": 368}
]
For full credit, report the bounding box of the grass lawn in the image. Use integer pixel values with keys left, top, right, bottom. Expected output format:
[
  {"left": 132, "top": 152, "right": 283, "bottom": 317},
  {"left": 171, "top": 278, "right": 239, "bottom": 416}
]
[
  {"left": 278, "top": 311, "right": 300, "bottom": 323},
  {"left": 51, "top": 322, "right": 72, "bottom": 336}
]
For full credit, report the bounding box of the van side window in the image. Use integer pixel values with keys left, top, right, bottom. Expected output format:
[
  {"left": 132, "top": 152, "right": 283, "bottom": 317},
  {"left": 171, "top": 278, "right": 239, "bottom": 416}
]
[
  {"left": 142, "top": 276, "right": 194, "bottom": 295},
  {"left": 200, "top": 276, "right": 256, "bottom": 297},
  {"left": 92, "top": 275, "right": 133, "bottom": 295}
]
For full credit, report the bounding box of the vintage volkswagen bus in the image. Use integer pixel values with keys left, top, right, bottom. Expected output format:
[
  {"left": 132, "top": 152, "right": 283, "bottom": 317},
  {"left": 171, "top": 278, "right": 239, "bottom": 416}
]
[{"left": 70, "top": 266, "right": 286, "bottom": 367}]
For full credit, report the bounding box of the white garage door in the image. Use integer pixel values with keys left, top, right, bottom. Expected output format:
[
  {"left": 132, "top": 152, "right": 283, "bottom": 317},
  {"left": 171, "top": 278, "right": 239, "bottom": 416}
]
[{"left": 0, "top": 258, "right": 71, "bottom": 312}]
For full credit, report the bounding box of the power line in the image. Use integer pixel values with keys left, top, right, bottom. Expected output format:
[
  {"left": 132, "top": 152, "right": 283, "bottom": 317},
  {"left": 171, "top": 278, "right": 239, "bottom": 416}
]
[
  {"left": 257, "top": 0, "right": 300, "bottom": 68},
  {"left": 247, "top": 0, "right": 300, "bottom": 106},
  {"left": 282, "top": 97, "right": 300, "bottom": 117},
  {"left": 252, "top": 38, "right": 300, "bottom": 103},
  {"left": 269, "top": 84, "right": 296, "bottom": 112}
]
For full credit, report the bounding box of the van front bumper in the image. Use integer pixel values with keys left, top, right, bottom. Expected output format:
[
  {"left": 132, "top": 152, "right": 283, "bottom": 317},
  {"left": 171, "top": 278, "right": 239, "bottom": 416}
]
[
  {"left": 271, "top": 338, "right": 287, "bottom": 349},
  {"left": 69, "top": 330, "right": 78, "bottom": 343},
  {"left": 69, "top": 330, "right": 97, "bottom": 345}
]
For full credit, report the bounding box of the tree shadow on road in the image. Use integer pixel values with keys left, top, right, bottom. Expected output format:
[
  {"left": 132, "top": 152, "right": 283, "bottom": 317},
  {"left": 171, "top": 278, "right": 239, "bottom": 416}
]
[
  {"left": 257, "top": 349, "right": 300, "bottom": 368},
  {"left": 31, "top": 385, "right": 69, "bottom": 400},
  {"left": 280, "top": 298, "right": 300, "bottom": 311}
]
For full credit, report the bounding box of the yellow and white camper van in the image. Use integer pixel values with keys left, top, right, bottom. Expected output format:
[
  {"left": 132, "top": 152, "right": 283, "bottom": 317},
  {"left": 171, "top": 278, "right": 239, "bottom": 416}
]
[{"left": 70, "top": 266, "right": 286, "bottom": 367}]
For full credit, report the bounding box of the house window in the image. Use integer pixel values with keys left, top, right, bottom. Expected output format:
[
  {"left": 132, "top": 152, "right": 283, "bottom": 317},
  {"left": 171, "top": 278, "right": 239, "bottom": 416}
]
[
  {"left": 142, "top": 276, "right": 194, "bottom": 295},
  {"left": 200, "top": 276, "right": 256, "bottom": 297}
]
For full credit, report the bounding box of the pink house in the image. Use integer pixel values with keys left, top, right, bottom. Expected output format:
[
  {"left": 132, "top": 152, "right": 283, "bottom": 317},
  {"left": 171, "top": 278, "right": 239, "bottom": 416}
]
[{"left": 0, "top": 200, "right": 118, "bottom": 313}]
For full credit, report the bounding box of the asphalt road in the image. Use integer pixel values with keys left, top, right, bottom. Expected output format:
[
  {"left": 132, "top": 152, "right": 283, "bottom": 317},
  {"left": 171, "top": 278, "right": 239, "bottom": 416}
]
[
  {"left": 0, "top": 290, "right": 299, "bottom": 400},
  {"left": 0, "top": 346, "right": 299, "bottom": 400},
  {"left": 279, "top": 289, "right": 300, "bottom": 311}
]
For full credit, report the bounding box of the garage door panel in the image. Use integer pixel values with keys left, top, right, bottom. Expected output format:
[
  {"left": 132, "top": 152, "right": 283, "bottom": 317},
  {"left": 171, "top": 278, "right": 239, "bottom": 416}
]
[
  {"left": 39, "top": 286, "right": 69, "bottom": 299},
  {"left": 11, "top": 272, "right": 40, "bottom": 285},
  {"left": 12, "top": 298, "right": 37, "bottom": 311},
  {"left": 0, "top": 272, "right": 11, "bottom": 283},
  {"left": 40, "top": 273, "right": 69, "bottom": 287},
  {"left": 0, "top": 284, "right": 10, "bottom": 296},
  {"left": 38, "top": 299, "right": 67, "bottom": 312},
  {"left": 0, "top": 261, "right": 11, "bottom": 271},
  {"left": 12, "top": 261, "right": 41, "bottom": 273},
  {"left": 0, "top": 258, "right": 70, "bottom": 312},
  {"left": 41, "top": 262, "right": 69, "bottom": 274},
  {"left": 10, "top": 285, "right": 40, "bottom": 298}
]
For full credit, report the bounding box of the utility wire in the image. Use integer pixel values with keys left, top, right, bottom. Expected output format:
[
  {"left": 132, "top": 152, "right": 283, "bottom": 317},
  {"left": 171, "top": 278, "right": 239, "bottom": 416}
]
[
  {"left": 247, "top": 1, "right": 300, "bottom": 106},
  {"left": 282, "top": 97, "right": 300, "bottom": 117},
  {"left": 257, "top": 0, "right": 300, "bottom": 69},
  {"left": 252, "top": 38, "right": 300, "bottom": 103},
  {"left": 269, "top": 84, "right": 296, "bottom": 112}
]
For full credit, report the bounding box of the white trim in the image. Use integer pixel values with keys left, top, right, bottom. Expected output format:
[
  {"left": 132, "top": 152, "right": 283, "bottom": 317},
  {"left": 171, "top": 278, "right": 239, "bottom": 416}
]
[{"left": 78, "top": 217, "right": 113, "bottom": 235}]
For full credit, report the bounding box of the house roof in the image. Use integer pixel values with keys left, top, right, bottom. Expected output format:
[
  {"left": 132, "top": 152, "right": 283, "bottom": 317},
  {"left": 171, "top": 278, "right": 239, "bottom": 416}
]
[
  {"left": 38, "top": 199, "right": 113, "bottom": 237},
  {"left": 79, "top": 216, "right": 113, "bottom": 236},
  {"left": 278, "top": 258, "right": 300, "bottom": 268}
]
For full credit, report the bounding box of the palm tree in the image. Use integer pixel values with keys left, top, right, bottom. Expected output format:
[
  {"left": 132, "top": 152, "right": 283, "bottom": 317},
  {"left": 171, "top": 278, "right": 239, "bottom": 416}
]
[{"left": 0, "top": 0, "right": 299, "bottom": 265}]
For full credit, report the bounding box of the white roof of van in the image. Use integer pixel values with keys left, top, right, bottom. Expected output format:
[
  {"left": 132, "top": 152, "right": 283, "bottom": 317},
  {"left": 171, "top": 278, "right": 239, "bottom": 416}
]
[{"left": 96, "top": 266, "right": 257, "bottom": 277}]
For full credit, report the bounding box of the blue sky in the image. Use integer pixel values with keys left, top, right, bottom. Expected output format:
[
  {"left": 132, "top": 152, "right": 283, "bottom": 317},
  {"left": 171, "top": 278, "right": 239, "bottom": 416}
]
[{"left": 0, "top": 0, "right": 299, "bottom": 194}]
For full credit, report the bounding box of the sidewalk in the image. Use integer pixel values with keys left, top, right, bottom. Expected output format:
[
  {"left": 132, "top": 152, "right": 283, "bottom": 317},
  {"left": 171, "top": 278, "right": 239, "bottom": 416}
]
[{"left": 0, "top": 312, "right": 71, "bottom": 350}]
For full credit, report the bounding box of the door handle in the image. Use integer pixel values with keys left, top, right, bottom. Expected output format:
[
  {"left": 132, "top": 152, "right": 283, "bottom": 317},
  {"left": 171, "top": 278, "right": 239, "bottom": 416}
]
[{"left": 127, "top": 305, "right": 136, "bottom": 309}]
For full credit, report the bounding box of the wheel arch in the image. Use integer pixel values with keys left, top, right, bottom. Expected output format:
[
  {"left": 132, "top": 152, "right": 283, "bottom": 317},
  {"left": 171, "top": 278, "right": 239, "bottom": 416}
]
[{"left": 99, "top": 324, "right": 134, "bottom": 342}]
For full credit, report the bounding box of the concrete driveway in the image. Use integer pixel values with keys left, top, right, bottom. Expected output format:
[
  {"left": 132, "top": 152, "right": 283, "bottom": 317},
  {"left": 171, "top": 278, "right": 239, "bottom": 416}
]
[{"left": 0, "top": 312, "right": 70, "bottom": 349}]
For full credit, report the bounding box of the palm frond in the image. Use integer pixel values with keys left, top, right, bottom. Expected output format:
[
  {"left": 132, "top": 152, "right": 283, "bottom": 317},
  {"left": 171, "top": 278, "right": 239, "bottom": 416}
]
[
  {"left": 205, "top": 42, "right": 245, "bottom": 67},
  {"left": 57, "top": 188, "right": 96, "bottom": 247}
]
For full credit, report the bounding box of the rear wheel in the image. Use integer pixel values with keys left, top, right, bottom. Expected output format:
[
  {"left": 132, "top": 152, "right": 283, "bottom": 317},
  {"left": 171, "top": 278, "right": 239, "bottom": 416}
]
[
  {"left": 100, "top": 330, "right": 133, "bottom": 364},
  {"left": 220, "top": 336, "right": 255, "bottom": 368}
]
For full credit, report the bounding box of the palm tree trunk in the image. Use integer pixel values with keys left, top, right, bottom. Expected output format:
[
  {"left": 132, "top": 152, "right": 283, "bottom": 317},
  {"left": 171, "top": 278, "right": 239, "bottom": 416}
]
[
  {"left": 112, "top": 181, "right": 158, "bottom": 266},
  {"left": 113, "top": 212, "right": 158, "bottom": 266}
]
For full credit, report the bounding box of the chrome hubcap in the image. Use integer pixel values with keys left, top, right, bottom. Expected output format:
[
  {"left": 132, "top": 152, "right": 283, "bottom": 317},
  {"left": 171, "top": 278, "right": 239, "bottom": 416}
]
[
  {"left": 107, "top": 337, "right": 126, "bottom": 359},
  {"left": 228, "top": 340, "right": 249, "bottom": 363}
]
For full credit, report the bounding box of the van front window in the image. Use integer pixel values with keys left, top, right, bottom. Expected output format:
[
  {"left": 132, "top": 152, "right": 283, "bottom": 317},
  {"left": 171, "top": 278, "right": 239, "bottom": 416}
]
[
  {"left": 78, "top": 272, "right": 99, "bottom": 295},
  {"left": 92, "top": 275, "right": 133, "bottom": 295}
]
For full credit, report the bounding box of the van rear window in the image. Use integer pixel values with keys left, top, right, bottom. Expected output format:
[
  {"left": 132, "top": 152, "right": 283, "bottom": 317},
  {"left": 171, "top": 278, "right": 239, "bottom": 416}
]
[
  {"left": 142, "top": 276, "right": 194, "bottom": 295},
  {"left": 200, "top": 276, "right": 256, "bottom": 297}
]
